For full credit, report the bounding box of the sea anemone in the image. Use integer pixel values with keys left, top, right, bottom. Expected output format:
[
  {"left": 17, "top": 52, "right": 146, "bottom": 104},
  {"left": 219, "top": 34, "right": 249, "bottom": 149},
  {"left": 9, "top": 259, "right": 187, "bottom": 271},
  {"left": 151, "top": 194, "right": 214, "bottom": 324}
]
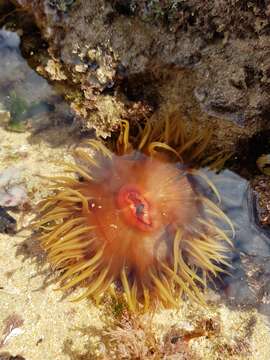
[{"left": 34, "top": 113, "right": 234, "bottom": 311}]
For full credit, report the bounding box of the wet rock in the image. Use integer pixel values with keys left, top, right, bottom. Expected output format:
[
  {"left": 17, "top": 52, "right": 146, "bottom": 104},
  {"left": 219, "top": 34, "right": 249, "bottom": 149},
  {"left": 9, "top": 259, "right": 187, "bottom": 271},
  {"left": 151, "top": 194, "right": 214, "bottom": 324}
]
[
  {"left": 12, "top": 0, "right": 270, "bottom": 141},
  {"left": 43, "top": 59, "right": 67, "bottom": 81},
  {"left": 0, "top": 28, "right": 76, "bottom": 134},
  {"left": 0, "top": 29, "right": 54, "bottom": 110},
  {"left": 0, "top": 167, "right": 27, "bottom": 206},
  {"left": 0, "top": 186, "right": 27, "bottom": 208},
  {"left": 0, "top": 354, "right": 26, "bottom": 360},
  {"left": 250, "top": 175, "right": 270, "bottom": 231},
  {"left": 0, "top": 207, "right": 16, "bottom": 234},
  {"left": 241, "top": 253, "right": 270, "bottom": 314},
  {"left": 0, "top": 104, "right": 10, "bottom": 125},
  {"left": 256, "top": 154, "right": 270, "bottom": 176},
  {"left": 0, "top": 314, "right": 24, "bottom": 349},
  {"left": 47, "top": 0, "right": 76, "bottom": 13},
  {"left": 195, "top": 37, "right": 270, "bottom": 127}
]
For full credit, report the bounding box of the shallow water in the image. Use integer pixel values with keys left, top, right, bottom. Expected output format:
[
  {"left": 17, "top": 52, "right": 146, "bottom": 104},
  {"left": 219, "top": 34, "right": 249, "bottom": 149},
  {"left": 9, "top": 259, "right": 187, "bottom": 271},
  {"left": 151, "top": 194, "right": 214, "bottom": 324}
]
[
  {"left": 0, "top": 29, "right": 73, "bottom": 135},
  {"left": 0, "top": 26, "right": 270, "bottom": 360}
]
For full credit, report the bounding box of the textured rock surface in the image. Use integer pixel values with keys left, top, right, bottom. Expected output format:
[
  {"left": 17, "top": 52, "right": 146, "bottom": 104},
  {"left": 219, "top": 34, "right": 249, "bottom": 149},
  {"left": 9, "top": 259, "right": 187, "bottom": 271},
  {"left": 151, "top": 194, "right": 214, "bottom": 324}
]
[
  {"left": 11, "top": 0, "right": 270, "bottom": 142},
  {"left": 251, "top": 175, "right": 270, "bottom": 231}
]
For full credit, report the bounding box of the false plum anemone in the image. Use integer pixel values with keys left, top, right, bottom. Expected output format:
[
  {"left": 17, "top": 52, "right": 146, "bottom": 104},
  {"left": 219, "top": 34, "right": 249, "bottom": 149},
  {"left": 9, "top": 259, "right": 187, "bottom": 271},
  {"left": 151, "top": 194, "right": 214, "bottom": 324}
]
[{"left": 35, "top": 114, "right": 234, "bottom": 311}]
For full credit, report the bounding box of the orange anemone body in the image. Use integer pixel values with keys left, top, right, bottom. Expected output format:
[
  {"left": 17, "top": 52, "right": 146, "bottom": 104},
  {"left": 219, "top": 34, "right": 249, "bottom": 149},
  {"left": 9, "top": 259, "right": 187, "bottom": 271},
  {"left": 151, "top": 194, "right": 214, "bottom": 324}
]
[{"left": 81, "top": 153, "right": 196, "bottom": 279}]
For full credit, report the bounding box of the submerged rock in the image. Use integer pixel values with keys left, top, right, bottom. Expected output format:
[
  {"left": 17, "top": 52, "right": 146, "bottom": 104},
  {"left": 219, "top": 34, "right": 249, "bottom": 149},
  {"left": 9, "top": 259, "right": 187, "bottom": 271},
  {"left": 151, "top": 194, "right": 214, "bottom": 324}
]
[
  {"left": 0, "top": 167, "right": 28, "bottom": 208},
  {"left": 0, "top": 29, "right": 73, "bottom": 133},
  {"left": 241, "top": 253, "right": 270, "bottom": 312},
  {"left": 250, "top": 175, "right": 270, "bottom": 232},
  {"left": 0, "top": 207, "right": 16, "bottom": 234}
]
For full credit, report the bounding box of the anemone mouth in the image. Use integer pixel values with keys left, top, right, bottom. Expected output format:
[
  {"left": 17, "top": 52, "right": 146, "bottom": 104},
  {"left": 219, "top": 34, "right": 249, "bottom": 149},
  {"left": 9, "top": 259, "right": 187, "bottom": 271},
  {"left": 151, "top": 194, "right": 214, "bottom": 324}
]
[
  {"left": 117, "top": 184, "right": 154, "bottom": 232},
  {"left": 34, "top": 115, "right": 234, "bottom": 312}
]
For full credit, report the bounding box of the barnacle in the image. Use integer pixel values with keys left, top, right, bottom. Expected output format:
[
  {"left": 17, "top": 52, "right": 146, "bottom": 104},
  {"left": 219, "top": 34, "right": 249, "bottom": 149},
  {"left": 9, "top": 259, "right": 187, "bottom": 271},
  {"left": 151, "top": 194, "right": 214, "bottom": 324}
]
[{"left": 34, "top": 112, "right": 234, "bottom": 311}]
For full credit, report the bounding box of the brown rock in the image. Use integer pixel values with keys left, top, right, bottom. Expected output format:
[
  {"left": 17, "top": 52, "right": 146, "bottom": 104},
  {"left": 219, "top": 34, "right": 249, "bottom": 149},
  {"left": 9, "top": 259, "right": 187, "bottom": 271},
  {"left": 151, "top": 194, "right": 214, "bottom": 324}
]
[
  {"left": 250, "top": 175, "right": 270, "bottom": 229},
  {"left": 11, "top": 0, "right": 270, "bottom": 142}
]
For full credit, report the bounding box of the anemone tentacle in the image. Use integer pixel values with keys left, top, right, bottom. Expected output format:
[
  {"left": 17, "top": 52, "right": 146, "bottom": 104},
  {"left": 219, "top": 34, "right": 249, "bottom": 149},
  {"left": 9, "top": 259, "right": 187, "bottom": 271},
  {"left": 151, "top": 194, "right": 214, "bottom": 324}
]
[{"left": 34, "top": 113, "right": 234, "bottom": 311}]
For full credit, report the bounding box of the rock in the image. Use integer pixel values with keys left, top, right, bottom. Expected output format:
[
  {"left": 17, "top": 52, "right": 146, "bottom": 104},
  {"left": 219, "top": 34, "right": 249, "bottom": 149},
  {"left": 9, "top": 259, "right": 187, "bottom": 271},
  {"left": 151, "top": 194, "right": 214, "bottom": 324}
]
[
  {"left": 0, "top": 354, "right": 26, "bottom": 360},
  {"left": 250, "top": 175, "right": 270, "bottom": 231},
  {"left": 0, "top": 167, "right": 21, "bottom": 188},
  {"left": 0, "top": 167, "right": 28, "bottom": 208},
  {"left": 0, "top": 186, "right": 28, "bottom": 208},
  {"left": 12, "top": 0, "right": 270, "bottom": 141},
  {"left": 241, "top": 253, "right": 270, "bottom": 314},
  {"left": 0, "top": 104, "right": 10, "bottom": 125},
  {"left": 43, "top": 59, "right": 67, "bottom": 81},
  {"left": 256, "top": 154, "right": 270, "bottom": 176},
  {"left": 0, "top": 207, "right": 16, "bottom": 234}
]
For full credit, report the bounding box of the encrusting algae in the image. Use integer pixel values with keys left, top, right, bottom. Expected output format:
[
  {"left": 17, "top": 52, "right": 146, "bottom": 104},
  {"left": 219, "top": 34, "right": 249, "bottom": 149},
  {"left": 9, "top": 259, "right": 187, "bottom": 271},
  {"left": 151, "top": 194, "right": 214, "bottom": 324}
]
[{"left": 33, "top": 112, "right": 234, "bottom": 312}]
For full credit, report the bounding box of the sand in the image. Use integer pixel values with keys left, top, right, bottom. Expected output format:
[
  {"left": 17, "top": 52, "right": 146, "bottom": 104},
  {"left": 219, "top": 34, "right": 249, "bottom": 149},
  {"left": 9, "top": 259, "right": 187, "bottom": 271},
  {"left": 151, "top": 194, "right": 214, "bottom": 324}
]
[{"left": 0, "top": 125, "right": 270, "bottom": 360}]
